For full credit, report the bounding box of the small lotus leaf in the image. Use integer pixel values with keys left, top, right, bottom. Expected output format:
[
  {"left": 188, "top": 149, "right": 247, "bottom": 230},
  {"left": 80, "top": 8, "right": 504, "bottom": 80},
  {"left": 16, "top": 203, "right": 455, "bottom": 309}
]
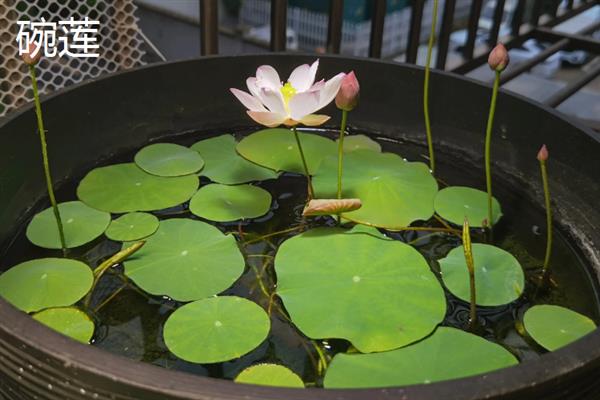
[
  {"left": 338, "top": 134, "right": 381, "bottom": 153},
  {"left": 77, "top": 163, "right": 198, "bottom": 213},
  {"left": 135, "top": 143, "right": 204, "bottom": 177},
  {"left": 236, "top": 128, "right": 336, "bottom": 174},
  {"left": 123, "top": 218, "right": 245, "bottom": 301},
  {"left": 191, "top": 134, "right": 278, "bottom": 184},
  {"left": 434, "top": 186, "right": 502, "bottom": 227},
  {"left": 524, "top": 305, "right": 597, "bottom": 351},
  {"left": 105, "top": 212, "right": 159, "bottom": 241},
  {"left": 33, "top": 307, "right": 95, "bottom": 344},
  {"left": 26, "top": 201, "right": 111, "bottom": 249},
  {"left": 439, "top": 243, "right": 524, "bottom": 306},
  {"left": 189, "top": 184, "right": 272, "bottom": 222},
  {"left": 324, "top": 327, "right": 518, "bottom": 388},
  {"left": 313, "top": 150, "right": 438, "bottom": 229},
  {"left": 275, "top": 228, "right": 446, "bottom": 353},
  {"left": 163, "top": 296, "right": 270, "bottom": 363},
  {"left": 0, "top": 258, "right": 93, "bottom": 313},
  {"left": 235, "top": 364, "right": 304, "bottom": 388}
]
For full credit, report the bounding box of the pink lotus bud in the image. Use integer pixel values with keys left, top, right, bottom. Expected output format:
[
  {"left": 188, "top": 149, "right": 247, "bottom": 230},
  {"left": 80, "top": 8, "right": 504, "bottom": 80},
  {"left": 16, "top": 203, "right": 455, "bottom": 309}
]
[
  {"left": 488, "top": 43, "right": 509, "bottom": 72},
  {"left": 302, "top": 198, "right": 362, "bottom": 217},
  {"left": 21, "top": 41, "right": 41, "bottom": 66},
  {"left": 335, "top": 71, "right": 360, "bottom": 111},
  {"left": 537, "top": 144, "right": 548, "bottom": 162}
]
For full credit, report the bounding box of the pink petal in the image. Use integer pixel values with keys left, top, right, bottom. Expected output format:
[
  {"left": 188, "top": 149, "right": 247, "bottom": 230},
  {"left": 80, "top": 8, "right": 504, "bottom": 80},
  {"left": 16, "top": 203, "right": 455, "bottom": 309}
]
[
  {"left": 259, "top": 88, "right": 286, "bottom": 115},
  {"left": 308, "top": 79, "right": 325, "bottom": 92},
  {"left": 318, "top": 72, "right": 345, "bottom": 108},
  {"left": 230, "top": 88, "right": 266, "bottom": 112},
  {"left": 256, "top": 65, "right": 282, "bottom": 90},
  {"left": 288, "top": 91, "right": 321, "bottom": 121},
  {"left": 299, "top": 114, "right": 330, "bottom": 127},
  {"left": 247, "top": 111, "right": 286, "bottom": 128},
  {"left": 288, "top": 59, "right": 319, "bottom": 92}
]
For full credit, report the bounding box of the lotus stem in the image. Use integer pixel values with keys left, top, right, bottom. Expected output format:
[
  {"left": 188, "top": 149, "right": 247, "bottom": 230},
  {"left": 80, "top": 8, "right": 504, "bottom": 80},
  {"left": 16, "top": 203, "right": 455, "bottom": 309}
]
[
  {"left": 539, "top": 152, "right": 553, "bottom": 283},
  {"left": 485, "top": 70, "right": 501, "bottom": 230},
  {"left": 462, "top": 218, "right": 477, "bottom": 331},
  {"left": 423, "top": 0, "right": 439, "bottom": 174},
  {"left": 242, "top": 225, "right": 305, "bottom": 245},
  {"left": 337, "top": 109, "right": 349, "bottom": 223},
  {"left": 29, "top": 65, "right": 67, "bottom": 255},
  {"left": 292, "top": 126, "right": 315, "bottom": 199}
]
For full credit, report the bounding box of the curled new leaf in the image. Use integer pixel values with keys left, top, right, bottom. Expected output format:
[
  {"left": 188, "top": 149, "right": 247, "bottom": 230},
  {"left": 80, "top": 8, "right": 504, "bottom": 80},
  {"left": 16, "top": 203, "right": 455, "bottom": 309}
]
[{"left": 303, "top": 198, "right": 362, "bottom": 217}]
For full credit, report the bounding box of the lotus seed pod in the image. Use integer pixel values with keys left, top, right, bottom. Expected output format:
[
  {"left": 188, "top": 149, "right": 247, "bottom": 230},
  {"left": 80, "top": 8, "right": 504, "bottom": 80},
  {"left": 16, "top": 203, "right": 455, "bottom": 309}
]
[
  {"left": 335, "top": 71, "right": 360, "bottom": 111},
  {"left": 488, "top": 43, "right": 509, "bottom": 72}
]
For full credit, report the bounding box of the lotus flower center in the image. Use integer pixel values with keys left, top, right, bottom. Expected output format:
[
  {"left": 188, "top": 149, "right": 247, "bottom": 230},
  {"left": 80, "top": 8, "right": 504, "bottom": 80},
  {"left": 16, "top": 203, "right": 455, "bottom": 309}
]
[{"left": 281, "top": 82, "right": 297, "bottom": 104}]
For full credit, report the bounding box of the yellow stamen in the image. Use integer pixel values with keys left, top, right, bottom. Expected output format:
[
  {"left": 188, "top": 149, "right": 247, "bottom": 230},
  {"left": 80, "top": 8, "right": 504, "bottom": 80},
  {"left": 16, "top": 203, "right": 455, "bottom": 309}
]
[{"left": 281, "top": 82, "right": 297, "bottom": 104}]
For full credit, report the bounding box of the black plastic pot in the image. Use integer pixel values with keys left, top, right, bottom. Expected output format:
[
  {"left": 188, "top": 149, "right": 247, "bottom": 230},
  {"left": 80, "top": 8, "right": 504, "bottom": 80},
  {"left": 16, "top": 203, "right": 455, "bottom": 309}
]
[{"left": 1, "top": 54, "right": 599, "bottom": 400}]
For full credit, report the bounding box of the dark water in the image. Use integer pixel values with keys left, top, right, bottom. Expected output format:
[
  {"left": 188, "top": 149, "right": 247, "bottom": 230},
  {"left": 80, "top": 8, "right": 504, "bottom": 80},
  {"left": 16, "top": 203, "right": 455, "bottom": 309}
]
[{"left": 1, "top": 128, "right": 599, "bottom": 387}]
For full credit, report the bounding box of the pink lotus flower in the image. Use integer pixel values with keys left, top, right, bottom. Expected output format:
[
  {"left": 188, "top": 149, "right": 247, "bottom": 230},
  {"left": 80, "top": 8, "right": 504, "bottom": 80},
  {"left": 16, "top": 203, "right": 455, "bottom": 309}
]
[{"left": 230, "top": 60, "right": 345, "bottom": 128}]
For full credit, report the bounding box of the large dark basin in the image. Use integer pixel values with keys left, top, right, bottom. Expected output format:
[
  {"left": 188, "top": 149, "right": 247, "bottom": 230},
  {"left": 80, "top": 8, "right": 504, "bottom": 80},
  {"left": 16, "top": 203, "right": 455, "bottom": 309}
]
[{"left": 0, "top": 54, "right": 599, "bottom": 400}]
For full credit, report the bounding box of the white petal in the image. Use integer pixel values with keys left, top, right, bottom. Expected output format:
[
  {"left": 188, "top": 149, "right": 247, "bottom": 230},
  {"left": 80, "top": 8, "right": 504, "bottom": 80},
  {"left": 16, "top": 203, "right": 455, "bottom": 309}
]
[
  {"left": 259, "top": 88, "right": 286, "bottom": 115},
  {"left": 289, "top": 91, "right": 321, "bottom": 121},
  {"left": 318, "top": 72, "right": 345, "bottom": 108},
  {"left": 299, "top": 114, "right": 330, "bottom": 127},
  {"left": 247, "top": 111, "right": 286, "bottom": 128},
  {"left": 256, "top": 65, "right": 282, "bottom": 90},
  {"left": 309, "top": 79, "right": 325, "bottom": 92},
  {"left": 230, "top": 88, "right": 266, "bottom": 112},
  {"left": 288, "top": 59, "right": 319, "bottom": 92},
  {"left": 246, "top": 77, "right": 261, "bottom": 99}
]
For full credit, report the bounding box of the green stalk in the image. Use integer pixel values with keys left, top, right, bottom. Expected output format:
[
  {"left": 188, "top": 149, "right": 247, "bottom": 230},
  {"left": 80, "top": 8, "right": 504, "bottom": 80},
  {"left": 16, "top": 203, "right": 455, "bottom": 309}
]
[
  {"left": 423, "top": 0, "right": 439, "bottom": 174},
  {"left": 462, "top": 218, "right": 477, "bottom": 331},
  {"left": 540, "top": 159, "right": 553, "bottom": 281},
  {"left": 29, "top": 65, "right": 67, "bottom": 254},
  {"left": 292, "top": 126, "right": 315, "bottom": 199},
  {"left": 485, "top": 70, "right": 501, "bottom": 230},
  {"left": 336, "top": 109, "right": 349, "bottom": 223}
]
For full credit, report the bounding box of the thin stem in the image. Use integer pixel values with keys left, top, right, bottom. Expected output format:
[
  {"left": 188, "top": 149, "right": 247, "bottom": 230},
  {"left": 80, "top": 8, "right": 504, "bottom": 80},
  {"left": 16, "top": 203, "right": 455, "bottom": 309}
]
[
  {"left": 242, "top": 225, "right": 304, "bottom": 245},
  {"left": 311, "top": 340, "right": 329, "bottom": 376},
  {"left": 292, "top": 126, "right": 314, "bottom": 199},
  {"left": 337, "top": 109, "right": 349, "bottom": 224},
  {"left": 540, "top": 159, "right": 553, "bottom": 281},
  {"left": 462, "top": 218, "right": 477, "bottom": 331},
  {"left": 423, "top": 0, "right": 439, "bottom": 174},
  {"left": 29, "top": 65, "right": 67, "bottom": 254},
  {"left": 93, "top": 284, "right": 126, "bottom": 313},
  {"left": 485, "top": 70, "right": 501, "bottom": 231}
]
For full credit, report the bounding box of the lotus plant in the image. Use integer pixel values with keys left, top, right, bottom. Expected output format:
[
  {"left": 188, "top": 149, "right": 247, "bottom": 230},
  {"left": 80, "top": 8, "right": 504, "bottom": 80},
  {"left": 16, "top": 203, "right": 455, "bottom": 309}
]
[
  {"left": 231, "top": 60, "right": 344, "bottom": 199},
  {"left": 537, "top": 145, "right": 553, "bottom": 284},
  {"left": 423, "top": 0, "right": 439, "bottom": 174}
]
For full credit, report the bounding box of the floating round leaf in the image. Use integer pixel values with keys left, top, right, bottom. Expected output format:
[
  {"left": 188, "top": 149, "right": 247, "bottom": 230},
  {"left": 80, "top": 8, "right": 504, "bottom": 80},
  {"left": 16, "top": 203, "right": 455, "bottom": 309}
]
[
  {"left": 338, "top": 134, "right": 381, "bottom": 153},
  {"left": 105, "top": 212, "right": 159, "bottom": 241},
  {"left": 324, "top": 327, "right": 518, "bottom": 388},
  {"left": 123, "top": 218, "right": 245, "bottom": 301},
  {"left": 77, "top": 163, "right": 198, "bottom": 213},
  {"left": 345, "top": 224, "right": 392, "bottom": 241},
  {"left": 276, "top": 228, "right": 446, "bottom": 353},
  {"left": 434, "top": 186, "right": 502, "bottom": 227},
  {"left": 191, "top": 134, "right": 278, "bottom": 184},
  {"left": 524, "top": 305, "right": 596, "bottom": 351},
  {"left": 189, "top": 184, "right": 272, "bottom": 222},
  {"left": 163, "top": 296, "right": 270, "bottom": 363},
  {"left": 235, "top": 364, "right": 304, "bottom": 388},
  {"left": 313, "top": 150, "right": 438, "bottom": 229},
  {"left": 439, "top": 243, "right": 524, "bottom": 306},
  {"left": 26, "top": 201, "right": 110, "bottom": 249},
  {"left": 0, "top": 258, "right": 93, "bottom": 313},
  {"left": 33, "top": 307, "right": 95, "bottom": 344},
  {"left": 135, "top": 143, "right": 205, "bottom": 177},
  {"left": 236, "top": 128, "right": 336, "bottom": 174}
]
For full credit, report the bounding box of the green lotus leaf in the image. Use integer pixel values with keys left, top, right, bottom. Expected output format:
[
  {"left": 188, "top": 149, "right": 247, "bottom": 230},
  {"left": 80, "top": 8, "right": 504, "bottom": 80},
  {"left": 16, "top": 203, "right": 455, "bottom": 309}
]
[
  {"left": 313, "top": 150, "right": 438, "bottom": 229},
  {"left": 524, "top": 305, "right": 597, "bottom": 351},
  {"left": 189, "top": 184, "right": 272, "bottom": 222},
  {"left": 346, "top": 224, "right": 392, "bottom": 240},
  {"left": 434, "top": 186, "right": 502, "bottom": 227},
  {"left": 105, "top": 212, "right": 159, "bottom": 242},
  {"left": 0, "top": 258, "right": 93, "bottom": 313},
  {"left": 26, "top": 201, "right": 111, "bottom": 249},
  {"left": 163, "top": 296, "right": 270, "bottom": 363},
  {"left": 439, "top": 243, "right": 524, "bottom": 306},
  {"left": 338, "top": 134, "right": 381, "bottom": 153},
  {"left": 33, "top": 307, "right": 95, "bottom": 344},
  {"left": 235, "top": 364, "right": 304, "bottom": 388},
  {"left": 123, "top": 218, "right": 245, "bottom": 301},
  {"left": 236, "top": 128, "right": 336, "bottom": 174},
  {"left": 135, "top": 143, "right": 204, "bottom": 177},
  {"left": 191, "top": 134, "right": 278, "bottom": 184},
  {"left": 324, "top": 326, "right": 518, "bottom": 388},
  {"left": 275, "top": 228, "right": 446, "bottom": 353},
  {"left": 77, "top": 163, "right": 199, "bottom": 213}
]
